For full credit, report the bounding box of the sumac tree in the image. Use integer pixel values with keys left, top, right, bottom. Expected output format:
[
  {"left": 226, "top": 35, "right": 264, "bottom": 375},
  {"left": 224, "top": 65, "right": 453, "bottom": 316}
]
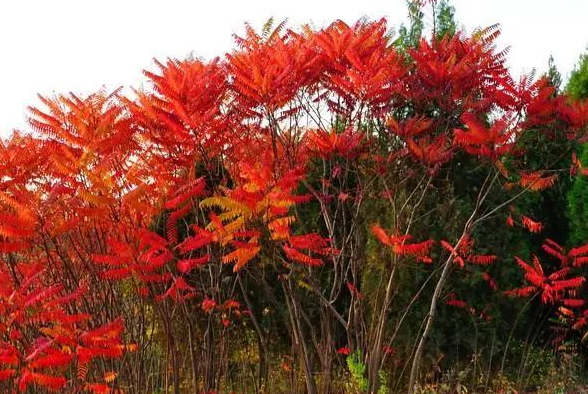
[{"left": 1, "top": 13, "right": 588, "bottom": 394}]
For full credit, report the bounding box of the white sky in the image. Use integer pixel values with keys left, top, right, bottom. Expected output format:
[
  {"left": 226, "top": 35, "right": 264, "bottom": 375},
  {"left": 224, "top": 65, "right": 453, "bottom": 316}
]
[{"left": 1, "top": 0, "right": 587, "bottom": 138}]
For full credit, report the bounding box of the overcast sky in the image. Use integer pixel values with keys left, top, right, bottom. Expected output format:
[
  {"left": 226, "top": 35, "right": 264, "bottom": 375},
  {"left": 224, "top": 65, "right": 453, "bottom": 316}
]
[{"left": 1, "top": 0, "right": 587, "bottom": 138}]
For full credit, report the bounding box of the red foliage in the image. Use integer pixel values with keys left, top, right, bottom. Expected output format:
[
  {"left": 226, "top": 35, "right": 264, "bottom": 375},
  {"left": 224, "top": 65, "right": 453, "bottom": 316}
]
[
  {"left": 521, "top": 216, "right": 544, "bottom": 233},
  {"left": 440, "top": 236, "right": 497, "bottom": 268},
  {"left": 371, "top": 225, "right": 434, "bottom": 258},
  {"left": 506, "top": 255, "right": 585, "bottom": 304},
  {"left": 454, "top": 115, "right": 514, "bottom": 160},
  {"left": 1, "top": 16, "right": 587, "bottom": 391},
  {"left": 336, "top": 346, "right": 351, "bottom": 356}
]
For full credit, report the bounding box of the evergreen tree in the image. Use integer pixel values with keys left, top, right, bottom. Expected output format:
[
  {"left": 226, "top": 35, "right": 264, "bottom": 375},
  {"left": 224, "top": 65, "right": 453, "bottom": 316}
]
[
  {"left": 547, "top": 55, "right": 562, "bottom": 92},
  {"left": 567, "top": 49, "right": 588, "bottom": 99},
  {"left": 435, "top": 0, "right": 457, "bottom": 38},
  {"left": 567, "top": 50, "right": 588, "bottom": 244},
  {"left": 397, "top": 0, "right": 425, "bottom": 48}
]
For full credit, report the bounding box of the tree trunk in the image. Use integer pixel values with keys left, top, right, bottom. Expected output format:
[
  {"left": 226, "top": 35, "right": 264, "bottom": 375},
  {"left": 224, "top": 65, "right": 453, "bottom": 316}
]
[{"left": 408, "top": 231, "right": 470, "bottom": 393}]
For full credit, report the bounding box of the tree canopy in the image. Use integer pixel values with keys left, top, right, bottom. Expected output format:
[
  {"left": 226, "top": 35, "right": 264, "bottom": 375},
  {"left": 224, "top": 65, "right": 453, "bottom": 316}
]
[{"left": 1, "top": 5, "right": 588, "bottom": 394}]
